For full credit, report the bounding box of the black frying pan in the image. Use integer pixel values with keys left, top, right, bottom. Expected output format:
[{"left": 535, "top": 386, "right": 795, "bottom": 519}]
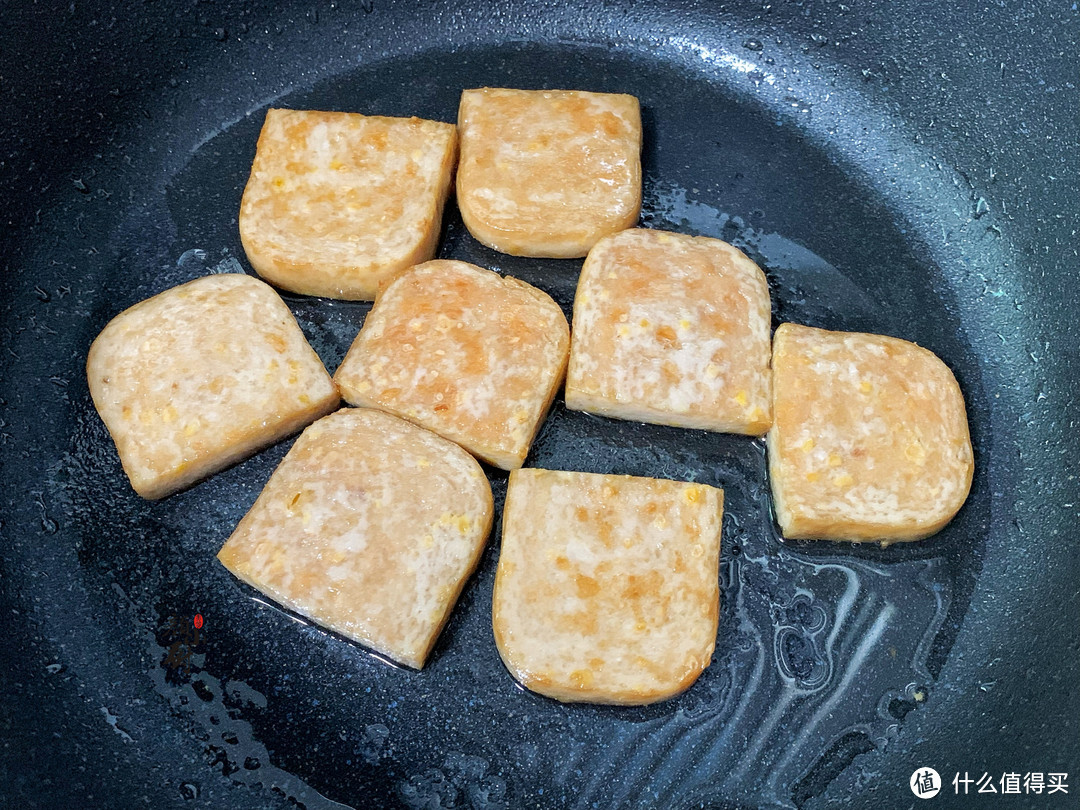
[{"left": 2, "top": 1, "right": 1077, "bottom": 808}]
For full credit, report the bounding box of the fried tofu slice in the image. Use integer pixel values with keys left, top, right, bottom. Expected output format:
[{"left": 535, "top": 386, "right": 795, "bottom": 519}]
[
  {"left": 566, "top": 228, "right": 773, "bottom": 435},
  {"left": 334, "top": 260, "right": 570, "bottom": 470},
  {"left": 239, "top": 108, "right": 457, "bottom": 300},
  {"left": 217, "top": 408, "right": 493, "bottom": 669},
  {"left": 456, "top": 88, "right": 642, "bottom": 258},
  {"left": 493, "top": 468, "right": 724, "bottom": 705},
  {"left": 86, "top": 274, "right": 339, "bottom": 499},
  {"left": 768, "top": 323, "right": 974, "bottom": 543}
]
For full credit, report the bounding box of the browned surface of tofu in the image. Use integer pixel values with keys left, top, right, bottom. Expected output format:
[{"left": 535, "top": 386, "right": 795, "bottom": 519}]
[
  {"left": 86, "top": 274, "right": 339, "bottom": 499},
  {"left": 334, "top": 260, "right": 570, "bottom": 470},
  {"left": 456, "top": 88, "right": 642, "bottom": 258},
  {"left": 566, "top": 228, "right": 772, "bottom": 435},
  {"left": 239, "top": 108, "right": 457, "bottom": 300},
  {"left": 493, "top": 468, "right": 724, "bottom": 705},
  {"left": 217, "top": 408, "right": 493, "bottom": 669},
  {"left": 768, "top": 323, "right": 974, "bottom": 542}
]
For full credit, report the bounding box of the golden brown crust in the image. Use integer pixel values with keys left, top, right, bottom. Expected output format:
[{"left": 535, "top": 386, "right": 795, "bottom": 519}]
[
  {"left": 334, "top": 260, "right": 570, "bottom": 470},
  {"left": 456, "top": 88, "right": 641, "bottom": 258},
  {"left": 768, "top": 323, "right": 974, "bottom": 542}
]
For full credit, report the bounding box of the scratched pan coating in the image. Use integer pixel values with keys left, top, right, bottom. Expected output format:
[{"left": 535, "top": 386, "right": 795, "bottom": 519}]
[{"left": 1, "top": 1, "right": 1077, "bottom": 808}]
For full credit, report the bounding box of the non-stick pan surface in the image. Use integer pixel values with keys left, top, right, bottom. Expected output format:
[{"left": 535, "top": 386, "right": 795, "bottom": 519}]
[{"left": 2, "top": 1, "right": 1077, "bottom": 808}]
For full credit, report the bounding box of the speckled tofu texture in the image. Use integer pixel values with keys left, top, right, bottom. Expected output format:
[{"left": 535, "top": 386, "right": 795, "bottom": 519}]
[
  {"left": 768, "top": 323, "right": 974, "bottom": 543},
  {"left": 86, "top": 274, "right": 339, "bottom": 500},
  {"left": 456, "top": 88, "right": 642, "bottom": 258},
  {"left": 493, "top": 468, "right": 724, "bottom": 705},
  {"left": 217, "top": 409, "right": 493, "bottom": 669},
  {"left": 239, "top": 108, "right": 457, "bottom": 300},
  {"left": 334, "top": 260, "right": 570, "bottom": 470},
  {"left": 566, "top": 229, "right": 773, "bottom": 435}
]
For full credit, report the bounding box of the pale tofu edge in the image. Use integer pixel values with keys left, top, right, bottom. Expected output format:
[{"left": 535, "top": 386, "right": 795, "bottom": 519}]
[{"left": 127, "top": 393, "right": 339, "bottom": 501}]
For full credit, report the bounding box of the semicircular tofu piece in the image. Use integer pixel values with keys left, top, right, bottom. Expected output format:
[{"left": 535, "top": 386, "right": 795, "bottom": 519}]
[
  {"left": 334, "top": 260, "right": 570, "bottom": 470},
  {"left": 566, "top": 228, "right": 773, "bottom": 435},
  {"left": 217, "top": 408, "right": 494, "bottom": 669},
  {"left": 239, "top": 108, "right": 458, "bottom": 300},
  {"left": 456, "top": 88, "right": 642, "bottom": 258},
  {"left": 86, "top": 273, "right": 339, "bottom": 499},
  {"left": 493, "top": 468, "right": 724, "bottom": 705},
  {"left": 767, "top": 323, "right": 974, "bottom": 543}
]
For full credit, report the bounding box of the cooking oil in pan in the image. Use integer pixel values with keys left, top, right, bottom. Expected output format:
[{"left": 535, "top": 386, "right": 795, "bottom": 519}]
[
  {"left": 52, "top": 43, "right": 986, "bottom": 810},
  {"left": 532, "top": 181, "right": 962, "bottom": 809},
  {"left": 526, "top": 403, "right": 956, "bottom": 809}
]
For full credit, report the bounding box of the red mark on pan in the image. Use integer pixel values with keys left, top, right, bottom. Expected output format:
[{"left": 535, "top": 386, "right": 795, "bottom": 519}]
[{"left": 193, "top": 614, "right": 204, "bottom": 630}]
